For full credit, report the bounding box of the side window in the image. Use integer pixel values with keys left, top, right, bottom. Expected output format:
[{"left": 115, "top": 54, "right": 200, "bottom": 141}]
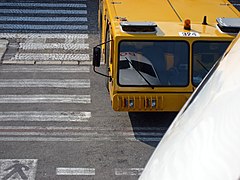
[{"left": 192, "top": 41, "right": 230, "bottom": 86}]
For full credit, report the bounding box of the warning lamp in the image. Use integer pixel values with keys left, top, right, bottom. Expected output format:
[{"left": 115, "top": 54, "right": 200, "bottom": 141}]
[{"left": 184, "top": 19, "right": 191, "bottom": 30}]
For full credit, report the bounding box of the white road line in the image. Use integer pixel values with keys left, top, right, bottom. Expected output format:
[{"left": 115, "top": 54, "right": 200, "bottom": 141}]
[
  {"left": 0, "top": 95, "right": 91, "bottom": 103},
  {"left": 11, "top": 53, "right": 89, "bottom": 61},
  {"left": 0, "top": 17, "right": 88, "bottom": 22},
  {"left": 0, "top": 137, "right": 111, "bottom": 142},
  {"left": 0, "top": 111, "right": 91, "bottom": 122},
  {"left": 0, "top": 126, "right": 163, "bottom": 142},
  {"left": 0, "top": 126, "right": 96, "bottom": 130},
  {"left": 0, "top": 132, "right": 99, "bottom": 136},
  {"left": 20, "top": 38, "right": 86, "bottom": 44},
  {"left": 0, "top": 79, "right": 90, "bottom": 88},
  {"left": 127, "top": 137, "right": 161, "bottom": 142},
  {"left": 0, "top": 33, "right": 88, "bottom": 39},
  {"left": 0, "top": 137, "right": 160, "bottom": 142},
  {"left": 0, "top": 130, "right": 162, "bottom": 137},
  {"left": 0, "top": 126, "right": 166, "bottom": 132},
  {"left": 20, "top": 43, "right": 89, "bottom": 50},
  {"left": 1, "top": 24, "right": 88, "bottom": 31},
  {"left": 0, "top": 9, "right": 87, "bottom": 15},
  {"left": 0, "top": 3, "right": 87, "bottom": 8},
  {"left": 115, "top": 168, "right": 144, "bottom": 176},
  {"left": 0, "top": 66, "right": 90, "bottom": 73},
  {"left": 0, "top": 133, "right": 162, "bottom": 141},
  {"left": 56, "top": 168, "right": 95, "bottom": 176}
]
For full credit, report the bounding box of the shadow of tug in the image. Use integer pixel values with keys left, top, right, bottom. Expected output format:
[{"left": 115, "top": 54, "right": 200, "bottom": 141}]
[{"left": 129, "top": 112, "right": 177, "bottom": 147}]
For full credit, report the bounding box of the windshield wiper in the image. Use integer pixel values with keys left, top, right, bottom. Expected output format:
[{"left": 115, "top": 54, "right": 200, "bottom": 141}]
[{"left": 125, "top": 57, "right": 154, "bottom": 89}]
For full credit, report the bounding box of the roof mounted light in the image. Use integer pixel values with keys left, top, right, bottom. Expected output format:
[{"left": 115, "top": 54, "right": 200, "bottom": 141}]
[
  {"left": 184, "top": 19, "right": 191, "bottom": 30},
  {"left": 120, "top": 22, "right": 157, "bottom": 33},
  {"left": 216, "top": 18, "right": 240, "bottom": 33}
]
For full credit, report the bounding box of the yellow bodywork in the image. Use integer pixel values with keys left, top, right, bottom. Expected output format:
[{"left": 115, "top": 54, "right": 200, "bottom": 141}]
[{"left": 98, "top": 0, "right": 239, "bottom": 112}]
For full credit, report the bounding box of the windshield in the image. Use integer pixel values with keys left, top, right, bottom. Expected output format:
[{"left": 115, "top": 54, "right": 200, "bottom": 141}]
[
  {"left": 118, "top": 41, "right": 189, "bottom": 86},
  {"left": 192, "top": 41, "right": 230, "bottom": 86}
]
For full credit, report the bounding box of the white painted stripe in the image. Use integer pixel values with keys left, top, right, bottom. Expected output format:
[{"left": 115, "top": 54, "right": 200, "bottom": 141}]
[
  {"left": 0, "top": 17, "right": 88, "bottom": 22},
  {"left": 0, "top": 79, "right": 90, "bottom": 88},
  {"left": 0, "top": 126, "right": 163, "bottom": 141},
  {"left": 1, "top": 24, "right": 88, "bottom": 31},
  {"left": 0, "top": 137, "right": 111, "bottom": 142},
  {"left": 0, "top": 33, "right": 88, "bottom": 39},
  {"left": 0, "top": 132, "right": 98, "bottom": 136},
  {"left": 0, "top": 137, "right": 160, "bottom": 142},
  {"left": 11, "top": 53, "right": 89, "bottom": 61},
  {"left": 0, "top": 9, "right": 87, "bottom": 15},
  {"left": 0, "top": 128, "right": 162, "bottom": 136},
  {"left": 0, "top": 132, "right": 162, "bottom": 139},
  {"left": 56, "top": 168, "right": 95, "bottom": 176},
  {"left": 0, "top": 95, "right": 91, "bottom": 103},
  {"left": 20, "top": 43, "right": 89, "bottom": 50},
  {"left": 0, "top": 3, "right": 87, "bottom": 8},
  {"left": 0, "top": 126, "right": 166, "bottom": 132},
  {"left": 0, "top": 130, "right": 159, "bottom": 137},
  {"left": 20, "top": 38, "right": 86, "bottom": 44},
  {"left": 0, "top": 111, "right": 91, "bottom": 122},
  {"left": 127, "top": 137, "right": 161, "bottom": 142},
  {"left": 0, "top": 137, "right": 153, "bottom": 142},
  {"left": 0, "top": 66, "right": 90, "bottom": 73},
  {"left": 115, "top": 168, "right": 144, "bottom": 176}
]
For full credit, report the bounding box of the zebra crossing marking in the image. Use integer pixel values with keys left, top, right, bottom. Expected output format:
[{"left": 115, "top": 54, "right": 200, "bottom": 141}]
[
  {"left": 0, "top": 136, "right": 110, "bottom": 142},
  {"left": 0, "top": 94, "right": 91, "bottom": 103},
  {"left": 0, "top": 33, "right": 88, "bottom": 39},
  {"left": 0, "top": 111, "right": 91, "bottom": 122},
  {"left": 0, "top": 24, "right": 88, "bottom": 31},
  {"left": 0, "top": 9, "right": 87, "bottom": 15},
  {"left": 0, "top": 3, "right": 87, "bottom": 8},
  {"left": 0, "top": 17, "right": 88, "bottom": 22},
  {"left": 0, "top": 79, "right": 90, "bottom": 88},
  {"left": 0, "top": 66, "right": 90, "bottom": 72},
  {"left": 0, "top": 126, "right": 163, "bottom": 142},
  {"left": 0, "top": 126, "right": 167, "bottom": 132},
  {"left": 11, "top": 53, "right": 89, "bottom": 61},
  {"left": 19, "top": 43, "right": 89, "bottom": 50}
]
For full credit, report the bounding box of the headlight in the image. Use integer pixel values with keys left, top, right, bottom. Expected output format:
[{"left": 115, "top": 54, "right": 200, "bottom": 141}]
[
  {"left": 129, "top": 99, "right": 134, "bottom": 108},
  {"left": 151, "top": 99, "right": 156, "bottom": 107}
]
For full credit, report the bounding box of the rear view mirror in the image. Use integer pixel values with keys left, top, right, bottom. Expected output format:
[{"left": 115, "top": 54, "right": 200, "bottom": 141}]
[{"left": 93, "top": 47, "right": 101, "bottom": 67}]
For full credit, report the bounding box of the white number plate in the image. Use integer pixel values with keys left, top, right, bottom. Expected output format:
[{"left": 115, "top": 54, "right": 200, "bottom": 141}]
[{"left": 179, "top": 32, "right": 200, "bottom": 37}]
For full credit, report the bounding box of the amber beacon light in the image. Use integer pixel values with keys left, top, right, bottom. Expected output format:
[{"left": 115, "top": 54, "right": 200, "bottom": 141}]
[{"left": 184, "top": 19, "right": 191, "bottom": 30}]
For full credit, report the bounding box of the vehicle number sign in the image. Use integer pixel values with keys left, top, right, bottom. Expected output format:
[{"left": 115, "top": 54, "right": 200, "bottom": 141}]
[{"left": 179, "top": 32, "right": 200, "bottom": 37}]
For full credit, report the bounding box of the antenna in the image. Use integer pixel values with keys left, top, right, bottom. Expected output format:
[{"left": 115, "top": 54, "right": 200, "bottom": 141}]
[{"left": 202, "top": 16, "right": 208, "bottom": 25}]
